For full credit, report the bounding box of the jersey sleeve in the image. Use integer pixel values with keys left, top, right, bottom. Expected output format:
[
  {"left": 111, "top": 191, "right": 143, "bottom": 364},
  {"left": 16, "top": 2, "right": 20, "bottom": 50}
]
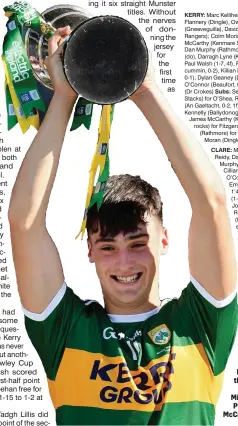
[
  {"left": 23, "top": 282, "right": 85, "bottom": 380},
  {"left": 178, "top": 277, "right": 237, "bottom": 376}
]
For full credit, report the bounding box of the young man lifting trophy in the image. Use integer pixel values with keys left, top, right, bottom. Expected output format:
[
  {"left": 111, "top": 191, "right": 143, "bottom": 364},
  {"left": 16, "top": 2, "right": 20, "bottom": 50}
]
[{"left": 4, "top": 2, "right": 238, "bottom": 425}]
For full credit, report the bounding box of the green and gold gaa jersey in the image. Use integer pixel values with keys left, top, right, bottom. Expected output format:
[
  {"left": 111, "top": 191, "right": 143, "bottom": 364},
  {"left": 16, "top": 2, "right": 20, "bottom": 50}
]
[{"left": 23, "top": 278, "right": 237, "bottom": 425}]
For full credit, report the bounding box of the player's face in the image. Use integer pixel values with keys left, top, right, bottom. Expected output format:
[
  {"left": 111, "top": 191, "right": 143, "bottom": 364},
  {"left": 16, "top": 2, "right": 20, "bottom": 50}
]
[{"left": 87, "top": 215, "right": 168, "bottom": 313}]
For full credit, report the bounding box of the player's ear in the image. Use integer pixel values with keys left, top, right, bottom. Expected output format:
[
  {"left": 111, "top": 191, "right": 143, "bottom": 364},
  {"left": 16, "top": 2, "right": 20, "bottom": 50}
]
[
  {"left": 87, "top": 238, "right": 95, "bottom": 263},
  {"left": 161, "top": 227, "right": 169, "bottom": 255}
]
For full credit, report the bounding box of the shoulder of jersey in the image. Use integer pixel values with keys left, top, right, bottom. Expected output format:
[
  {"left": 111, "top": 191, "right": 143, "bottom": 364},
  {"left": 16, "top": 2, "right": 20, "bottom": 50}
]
[{"left": 159, "top": 297, "right": 179, "bottom": 315}]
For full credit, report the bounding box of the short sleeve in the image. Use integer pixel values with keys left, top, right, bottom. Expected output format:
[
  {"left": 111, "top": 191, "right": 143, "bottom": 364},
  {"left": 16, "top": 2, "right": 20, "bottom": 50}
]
[
  {"left": 178, "top": 277, "right": 237, "bottom": 376},
  {"left": 23, "top": 282, "right": 85, "bottom": 380}
]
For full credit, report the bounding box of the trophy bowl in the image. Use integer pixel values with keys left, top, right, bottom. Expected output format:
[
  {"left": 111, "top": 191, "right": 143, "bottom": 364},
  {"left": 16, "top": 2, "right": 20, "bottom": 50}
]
[
  {"left": 63, "top": 15, "right": 148, "bottom": 104},
  {"left": 25, "top": 4, "right": 93, "bottom": 90}
]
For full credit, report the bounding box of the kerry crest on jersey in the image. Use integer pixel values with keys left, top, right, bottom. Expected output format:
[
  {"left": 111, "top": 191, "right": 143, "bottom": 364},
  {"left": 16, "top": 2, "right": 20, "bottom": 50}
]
[{"left": 147, "top": 324, "right": 171, "bottom": 345}]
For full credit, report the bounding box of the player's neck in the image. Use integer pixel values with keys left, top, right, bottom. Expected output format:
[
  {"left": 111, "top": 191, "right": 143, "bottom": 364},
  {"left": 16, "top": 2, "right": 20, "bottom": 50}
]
[{"left": 104, "top": 298, "right": 160, "bottom": 316}]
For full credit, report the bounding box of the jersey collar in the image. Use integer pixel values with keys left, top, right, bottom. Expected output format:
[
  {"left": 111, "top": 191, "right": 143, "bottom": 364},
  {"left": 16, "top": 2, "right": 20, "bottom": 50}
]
[{"left": 108, "top": 306, "right": 160, "bottom": 323}]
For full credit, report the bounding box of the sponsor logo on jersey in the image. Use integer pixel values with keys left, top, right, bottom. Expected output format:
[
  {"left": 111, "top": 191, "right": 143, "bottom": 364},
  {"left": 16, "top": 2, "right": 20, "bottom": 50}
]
[
  {"left": 147, "top": 324, "right": 171, "bottom": 345},
  {"left": 90, "top": 352, "right": 176, "bottom": 406},
  {"left": 103, "top": 326, "right": 142, "bottom": 341}
]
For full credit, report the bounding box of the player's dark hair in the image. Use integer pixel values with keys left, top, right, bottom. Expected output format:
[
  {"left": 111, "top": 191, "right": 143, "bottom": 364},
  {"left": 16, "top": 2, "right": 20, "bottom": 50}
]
[{"left": 86, "top": 174, "right": 163, "bottom": 238}]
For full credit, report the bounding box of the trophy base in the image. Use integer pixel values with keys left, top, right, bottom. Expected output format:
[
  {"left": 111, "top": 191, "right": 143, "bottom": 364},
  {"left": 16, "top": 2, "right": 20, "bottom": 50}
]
[{"left": 63, "top": 15, "right": 148, "bottom": 105}]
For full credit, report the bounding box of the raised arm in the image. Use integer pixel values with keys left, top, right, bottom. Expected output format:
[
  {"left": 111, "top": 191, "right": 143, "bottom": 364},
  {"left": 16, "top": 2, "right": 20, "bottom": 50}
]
[
  {"left": 131, "top": 68, "right": 237, "bottom": 300},
  {"left": 8, "top": 27, "right": 77, "bottom": 312}
]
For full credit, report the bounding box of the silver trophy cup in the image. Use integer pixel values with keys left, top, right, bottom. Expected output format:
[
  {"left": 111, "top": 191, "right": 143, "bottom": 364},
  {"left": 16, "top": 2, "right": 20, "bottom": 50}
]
[{"left": 24, "top": 4, "right": 148, "bottom": 104}]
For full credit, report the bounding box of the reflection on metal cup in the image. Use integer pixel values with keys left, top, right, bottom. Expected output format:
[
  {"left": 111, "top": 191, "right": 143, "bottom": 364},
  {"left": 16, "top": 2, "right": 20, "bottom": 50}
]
[{"left": 25, "top": 4, "right": 92, "bottom": 90}]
